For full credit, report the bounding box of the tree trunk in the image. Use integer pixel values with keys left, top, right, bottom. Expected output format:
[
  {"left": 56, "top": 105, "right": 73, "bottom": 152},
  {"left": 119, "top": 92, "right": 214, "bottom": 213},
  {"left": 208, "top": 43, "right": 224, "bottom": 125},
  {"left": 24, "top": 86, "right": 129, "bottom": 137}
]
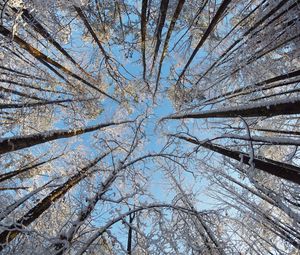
[
  {"left": 0, "top": 25, "right": 118, "bottom": 102},
  {"left": 0, "top": 150, "right": 111, "bottom": 250},
  {"left": 0, "top": 120, "right": 131, "bottom": 154},
  {"left": 141, "top": 0, "right": 148, "bottom": 80},
  {"left": 164, "top": 97, "right": 300, "bottom": 119},
  {"left": 175, "top": 135, "right": 300, "bottom": 185},
  {"left": 155, "top": 0, "right": 185, "bottom": 95},
  {"left": 176, "top": 0, "right": 232, "bottom": 84},
  {"left": 150, "top": 0, "right": 169, "bottom": 74},
  {"left": 0, "top": 156, "right": 60, "bottom": 183}
]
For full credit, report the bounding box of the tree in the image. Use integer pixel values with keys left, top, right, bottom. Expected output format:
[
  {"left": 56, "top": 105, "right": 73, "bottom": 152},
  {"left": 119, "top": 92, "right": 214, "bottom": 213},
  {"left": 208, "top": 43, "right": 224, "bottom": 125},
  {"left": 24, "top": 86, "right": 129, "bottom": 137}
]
[{"left": 0, "top": 0, "right": 299, "bottom": 254}]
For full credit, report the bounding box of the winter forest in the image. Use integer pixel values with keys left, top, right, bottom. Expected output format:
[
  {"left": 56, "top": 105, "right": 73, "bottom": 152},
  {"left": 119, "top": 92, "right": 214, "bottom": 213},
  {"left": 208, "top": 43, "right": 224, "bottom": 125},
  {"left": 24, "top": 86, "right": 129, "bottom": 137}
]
[{"left": 0, "top": 0, "right": 299, "bottom": 254}]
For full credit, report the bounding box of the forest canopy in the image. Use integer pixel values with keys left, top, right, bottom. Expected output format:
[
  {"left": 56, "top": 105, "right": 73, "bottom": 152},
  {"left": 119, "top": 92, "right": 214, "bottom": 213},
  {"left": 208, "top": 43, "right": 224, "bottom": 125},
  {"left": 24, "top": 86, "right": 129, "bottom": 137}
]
[{"left": 0, "top": 0, "right": 300, "bottom": 254}]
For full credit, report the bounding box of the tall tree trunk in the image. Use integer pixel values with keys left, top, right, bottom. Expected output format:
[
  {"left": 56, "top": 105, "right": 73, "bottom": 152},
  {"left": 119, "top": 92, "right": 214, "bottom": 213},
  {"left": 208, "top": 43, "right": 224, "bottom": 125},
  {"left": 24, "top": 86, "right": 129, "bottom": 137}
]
[
  {"left": 163, "top": 96, "right": 300, "bottom": 120},
  {"left": 176, "top": 0, "right": 232, "bottom": 84},
  {"left": 150, "top": 0, "right": 169, "bottom": 74},
  {"left": 204, "top": 69, "right": 300, "bottom": 104},
  {"left": 155, "top": 0, "right": 185, "bottom": 96},
  {"left": 175, "top": 135, "right": 300, "bottom": 185},
  {"left": 0, "top": 98, "right": 79, "bottom": 109},
  {"left": 0, "top": 150, "right": 112, "bottom": 250},
  {"left": 141, "top": 0, "right": 148, "bottom": 80},
  {"left": 0, "top": 156, "right": 60, "bottom": 183},
  {"left": 0, "top": 120, "right": 131, "bottom": 154}
]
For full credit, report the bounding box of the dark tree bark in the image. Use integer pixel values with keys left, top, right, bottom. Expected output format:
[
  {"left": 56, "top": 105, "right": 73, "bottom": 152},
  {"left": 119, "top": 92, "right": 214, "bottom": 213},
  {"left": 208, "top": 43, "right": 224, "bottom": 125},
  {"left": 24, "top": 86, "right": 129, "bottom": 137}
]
[
  {"left": 0, "top": 156, "right": 60, "bottom": 183},
  {"left": 141, "top": 0, "right": 148, "bottom": 80},
  {"left": 195, "top": 0, "right": 290, "bottom": 86},
  {"left": 150, "top": 0, "right": 169, "bottom": 74},
  {"left": 155, "top": 0, "right": 185, "bottom": 96},
  {"left": 176, "top": 0, "right": 232, "bottom": 84},
  {"left": 163, "top": 97, "right": 300, "bottom": 119},
  {"left": 18, "top": 8, "right": 92, "bottom": 78},
  {"left": 204, "top": 69, "right": 300, "bottom": 104},
  {"left": 174, "top": 135, "right": 300, "bottom": 185},
  {"left": 0, "top": 120, "right": 131, "bottom": 154},
  {"left": 0, "top": 25, "right": 118, "bottom": 102},
  {"left": 0, "top": 150, "right": 112, "bottom": 250},
  {"left": 126, "top": 212, "right": 135, "bottom": 255}
]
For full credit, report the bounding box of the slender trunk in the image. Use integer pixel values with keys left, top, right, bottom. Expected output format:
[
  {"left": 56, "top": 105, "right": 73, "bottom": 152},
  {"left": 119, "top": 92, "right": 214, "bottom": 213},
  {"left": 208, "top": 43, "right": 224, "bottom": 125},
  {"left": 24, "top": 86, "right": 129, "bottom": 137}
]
[
  {"left": 176, "top": 0, "right": 232, "bottom": 84},
  {"left": 213, "top": 32, "right": 300, "bottom": 90},
  {"left": 126, "top": 213, "right": 135, "bottom": 255},
  {"left": 163, "top": 96, "right": 300, "bottom": 120},
  {"left": 155, "top": 0, "right": 185, "bottom": 96},
  {"left": 204, "top": 69, "right": 300, "bottom": 104},
  {"left": 175, "top": 135, "right": 300, "bottom": 185},
  {"left": 221, "top": 134, "right": 300, "bottom": 146},
  {"left": 0, "top": 156, "right": 60, "bottom": 183},
  {"left": 141, "top": 0, "right": 148, "bottom": 80},
  {"left": 0, "top": 86, "right": 45, "bottom": 101},
  {"left": 0, "top": 98, "right": 84, "bottom": 109},
  {"left": 195, "top": 0, "right": 266, "bottom": 83},
  {"left": 251, "top": 85, "right": 300, "bottom": 102},
  {"left": 150, "top": 0, "right": 169, "bottom": 74},
  {"left": 250, "top": 127, "right": 300, "bottom": 136},
  {"left": 170, "top": 0, "right": 207, "bottom": 53},
  {"left": 73, "top": 6, "right": 122, "bottom": 86},
  {"left": 0, "top": 79, "right": 73, "bottom": 95},
  {"left": 0, "top": 65, "right": 46, "bottom": 81},
  {"left": 0, "top": 120, "right": 131, "bottom": 154},
  {"left": 74, "top": 7, "right": 107, "bottom": 56}
]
